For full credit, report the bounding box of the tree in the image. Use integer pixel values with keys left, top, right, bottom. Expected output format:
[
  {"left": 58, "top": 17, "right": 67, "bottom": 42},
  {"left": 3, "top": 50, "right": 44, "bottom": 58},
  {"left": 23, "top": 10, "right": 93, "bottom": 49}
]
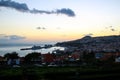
[
  {"left": 24, "top": 52, "right": 41, "bottom": 64},
  {"left": 82, "top": 51, "right": 96, "bottom": 65},
  {"left": 4, "top": 52, "right": 19, "bottom": 65},
  {"left": 4, "top": 52, "right": 19, "bottom": 60}
]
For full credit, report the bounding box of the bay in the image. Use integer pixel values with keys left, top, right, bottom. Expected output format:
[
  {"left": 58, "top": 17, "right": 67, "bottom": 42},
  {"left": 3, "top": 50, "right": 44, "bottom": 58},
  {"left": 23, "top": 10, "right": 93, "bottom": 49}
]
[{"left": 0, "top": 44, "right": 64, "bottom": 57}]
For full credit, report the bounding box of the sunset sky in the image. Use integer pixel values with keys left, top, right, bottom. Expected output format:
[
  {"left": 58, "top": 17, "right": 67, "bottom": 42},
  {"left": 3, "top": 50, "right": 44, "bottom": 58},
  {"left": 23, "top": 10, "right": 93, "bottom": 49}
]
[{"left": 0, "top": 0, "right": 120, "bottom": 44}]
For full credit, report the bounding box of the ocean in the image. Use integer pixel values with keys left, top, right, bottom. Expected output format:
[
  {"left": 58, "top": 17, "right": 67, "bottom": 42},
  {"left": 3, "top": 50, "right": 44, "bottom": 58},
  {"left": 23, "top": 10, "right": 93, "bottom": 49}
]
[{"left": 0, "top": 44, "right": 64, "bottom": 57}]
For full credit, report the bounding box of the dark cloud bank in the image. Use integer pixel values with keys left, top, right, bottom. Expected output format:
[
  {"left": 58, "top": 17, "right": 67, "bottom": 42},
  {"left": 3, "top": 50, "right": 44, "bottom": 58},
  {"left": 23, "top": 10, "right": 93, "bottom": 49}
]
[{"left": 0, "top": 0, "right": 75, "bottom": 17}]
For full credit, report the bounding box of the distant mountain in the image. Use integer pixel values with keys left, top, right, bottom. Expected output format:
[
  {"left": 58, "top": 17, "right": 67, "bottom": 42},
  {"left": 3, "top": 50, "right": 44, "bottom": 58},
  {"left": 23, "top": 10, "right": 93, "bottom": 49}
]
[{"left": 56, "top": 35, "right": 120, "bottom": 52}]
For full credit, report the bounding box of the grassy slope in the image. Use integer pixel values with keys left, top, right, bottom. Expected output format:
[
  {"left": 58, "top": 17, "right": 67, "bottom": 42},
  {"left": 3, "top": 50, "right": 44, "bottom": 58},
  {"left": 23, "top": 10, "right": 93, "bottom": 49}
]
[{"left": 0, "top": 66, "right": 120, "bottom": 80}]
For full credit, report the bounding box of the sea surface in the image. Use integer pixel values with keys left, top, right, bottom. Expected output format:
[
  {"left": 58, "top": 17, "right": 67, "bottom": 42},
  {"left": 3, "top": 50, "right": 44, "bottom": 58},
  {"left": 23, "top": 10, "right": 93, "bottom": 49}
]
[{"left": 0, "top": 44, "right": 64, "bottom": 57}]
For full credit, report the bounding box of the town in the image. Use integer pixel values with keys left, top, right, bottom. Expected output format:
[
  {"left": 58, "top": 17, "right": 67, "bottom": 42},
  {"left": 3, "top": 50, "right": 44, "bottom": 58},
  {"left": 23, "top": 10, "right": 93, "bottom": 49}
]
[{"left": 0, "top": 35, "right": 120, "bottom": 67}]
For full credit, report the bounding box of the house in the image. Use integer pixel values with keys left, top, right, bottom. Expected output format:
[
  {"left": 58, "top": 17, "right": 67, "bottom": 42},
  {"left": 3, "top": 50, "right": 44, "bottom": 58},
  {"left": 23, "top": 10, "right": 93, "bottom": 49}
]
[
  {"left": 115, "top": 52, "right": 120, "bottom": 62},
  {"left": 7, "top": 58, "right": 20, "bottom": 65},
  {"left": 42, "top": 53, "right": 55, "bottom": 64},
  {"left": 19, "top": 57, "right": 25, "bottom": 64},
  {"left": 95, "top": 53, "right": 104, "bottom": 59},
  {"left": 95, "top": 52, "right": 114, "bottom": 61},
  {"left": 95, "top": 52, "right": 120, "bottom": 62},
  {"left": 71, "top": 52, "right": 80, "bottom": 61},
  {"left": 0, "top": 56, "right": 5, "bottom": 65},
  {"left": 115, "top": 57, "right": 120, "bottom": 62}
]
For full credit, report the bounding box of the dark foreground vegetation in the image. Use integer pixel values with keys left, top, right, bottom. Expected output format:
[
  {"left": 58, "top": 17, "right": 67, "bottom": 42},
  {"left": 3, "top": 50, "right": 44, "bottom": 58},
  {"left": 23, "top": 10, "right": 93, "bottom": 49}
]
[{"left": 0, "top": 64, "right": 120, "bottom": 80}]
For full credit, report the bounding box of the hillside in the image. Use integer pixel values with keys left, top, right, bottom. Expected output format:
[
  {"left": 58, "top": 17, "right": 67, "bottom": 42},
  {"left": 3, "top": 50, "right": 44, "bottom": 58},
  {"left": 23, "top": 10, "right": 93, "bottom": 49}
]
[{"left": 56, "top": 35, "right": 120, "bottom": 52}]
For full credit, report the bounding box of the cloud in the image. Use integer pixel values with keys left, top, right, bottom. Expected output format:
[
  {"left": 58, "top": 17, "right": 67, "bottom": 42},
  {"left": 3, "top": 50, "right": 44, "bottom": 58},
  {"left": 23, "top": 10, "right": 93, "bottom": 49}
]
[
  {"left": 56, "top": 8, "right": 75, "bottom": 17},
  {"left": 0, "top": 0, "right": 29, "bottom": 12},
  {"left": 61, "top": 34, "right": 67, "bottom": 37},
  {"left": 0, "top": 0, "right": 76, "bottom": 17},
  {"left": 105, "top": 26, "right": 116, "bottom": 31},
  {"left": 56, "top": 27, "right": 61, "bottom": 30},
  {"left": 111, "top": 28, "right": 115, "bottom": 31},
  {"left": 0, "top": 34, "right": 26, "bottom": 40},
  {"left": 30, "top": 8, "right": 75, "bottom": 17},
  {"left": 84, "top": 33, "right": 93, "bottom": 37},
  {"left": 109, "top": 26, "right": 116, "bottom": 31},
  {"left": 36, "top": 27, "right": 46, "bottom": 30},
  {"left": 8, "top": 35, "right": 26, "bottom": 40}
]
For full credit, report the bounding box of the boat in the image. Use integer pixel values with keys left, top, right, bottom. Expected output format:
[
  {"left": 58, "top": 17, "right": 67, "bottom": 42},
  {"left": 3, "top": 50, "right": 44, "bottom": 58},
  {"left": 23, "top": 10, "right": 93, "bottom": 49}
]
[
  {"left": 20, "top": 45, "right": 53, "bottom": 51},
  {"left": 20, "top": 45, "right": 42, "bottom": 50},
  {"left": 31, "top": 45, "right": 42, "bottom": 50},
  {"left": 20, "top": 48, "right": 31, "bottom": 50}
]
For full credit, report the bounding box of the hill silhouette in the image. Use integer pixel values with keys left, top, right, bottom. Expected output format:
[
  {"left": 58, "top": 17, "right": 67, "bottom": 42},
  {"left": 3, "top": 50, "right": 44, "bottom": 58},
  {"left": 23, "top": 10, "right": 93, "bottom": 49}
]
[{"left": 56, "top": 35, "right": 120, "bottom": 52}]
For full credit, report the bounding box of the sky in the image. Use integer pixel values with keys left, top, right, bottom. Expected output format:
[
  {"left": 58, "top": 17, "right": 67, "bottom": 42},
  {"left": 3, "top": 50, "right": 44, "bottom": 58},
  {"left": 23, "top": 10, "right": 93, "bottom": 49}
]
[{"left": 0, "top": 0, "right": 120, "bottom": 44}]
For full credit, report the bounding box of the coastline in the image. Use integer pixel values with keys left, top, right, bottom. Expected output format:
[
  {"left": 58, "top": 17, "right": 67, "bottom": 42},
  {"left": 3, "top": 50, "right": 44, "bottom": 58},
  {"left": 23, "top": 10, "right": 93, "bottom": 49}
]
[{"left": 0, "top": 44, "right": 64, "bottom": 57}]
